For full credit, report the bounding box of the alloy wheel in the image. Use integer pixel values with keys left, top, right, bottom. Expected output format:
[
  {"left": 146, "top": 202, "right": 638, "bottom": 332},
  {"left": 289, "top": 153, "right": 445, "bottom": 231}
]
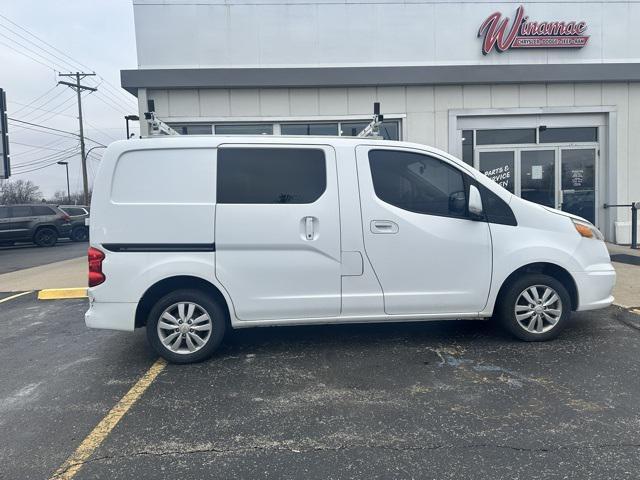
[
  {"left": 156, "top": 302, "right": 213, "bottom": 354},
  {"left": 514, "top": 285, "right": 563, "bottom": 334}
]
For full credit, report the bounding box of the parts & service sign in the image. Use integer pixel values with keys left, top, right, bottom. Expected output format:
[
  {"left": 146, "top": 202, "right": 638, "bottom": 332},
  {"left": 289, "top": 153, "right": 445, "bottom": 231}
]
[{"left": 478, "top": 5, "right": 589, "bottom": 55}]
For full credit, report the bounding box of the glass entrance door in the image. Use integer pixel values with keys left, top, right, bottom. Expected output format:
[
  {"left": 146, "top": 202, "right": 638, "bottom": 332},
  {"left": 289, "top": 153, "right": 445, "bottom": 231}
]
[
  {"left": 560, "top": 148, "right": 596, "bottom": 224},
  {"left": 477, "top": 150, "right": 515, "bottom": 193},
  {"left": 475, "top": 146, "right": 598, "bottom": 225},
  {"left": 520, "top": 149, "right": 556, "bottom": 208}
]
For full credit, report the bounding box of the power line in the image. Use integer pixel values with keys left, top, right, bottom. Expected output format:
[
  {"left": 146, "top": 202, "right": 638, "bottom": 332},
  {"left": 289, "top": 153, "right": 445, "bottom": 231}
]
[
  {"left": 25, "top": 92, "right": 79, "bottom": 123},
  {"left": 7, "top": 117, "right": 106, "bottom": 146},
  {"left": 11, "top": 85, "right": 59, "bottom": 115},
  {"left": 10, "top": 141, "right": 78, "bottom": 153},
  {"left": 10, "top": 137, "right": 76, "bottom": 158},
  {"left": 12, "top": 147, "right": 80, "bottom": 169},
  {"left": 83, "top": 119, "right": 120, "bottom": 142},
  {"left": 0, "top": 22, "right": 81, "bottom": 72},
  {"left": 91, "top": 90, "right": 132, "bottom": 116},
  {"left": 0, "top": 31, "right": 69, "bottom": 71},
  {"left": 0, "top": 38, "right": 56, "bottom": 71},
  {"left": 0, "top": 13, "right": 90, "bottom": 70},
  {"left": 9, "top": 99, "right": 77, "bottom": 119},
  {"left": 12, "top": 148, "right": 80, "bottom": 170},
  {"left": 7, "top": 122, "right": 79, "bottom": 141},
  {"left": 11, "top": 153, "right": 79, "bottom": 175}
]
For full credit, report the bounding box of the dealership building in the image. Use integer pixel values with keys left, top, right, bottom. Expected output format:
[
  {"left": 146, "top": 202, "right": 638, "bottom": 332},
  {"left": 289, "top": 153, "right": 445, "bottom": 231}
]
[{"left": 122, "top": 0, "right": 640, "bottom": 242}]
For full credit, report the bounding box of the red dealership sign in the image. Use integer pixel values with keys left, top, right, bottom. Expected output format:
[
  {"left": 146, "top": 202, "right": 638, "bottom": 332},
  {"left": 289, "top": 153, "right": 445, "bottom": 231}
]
[{"left": 478, "top": 6, "right": 589, "bottom": 55}]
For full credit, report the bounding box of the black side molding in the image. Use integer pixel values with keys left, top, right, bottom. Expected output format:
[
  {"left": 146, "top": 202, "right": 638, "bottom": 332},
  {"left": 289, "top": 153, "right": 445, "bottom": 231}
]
[{"left": 102, "top": 243, "right": 216, "bottom": 253}]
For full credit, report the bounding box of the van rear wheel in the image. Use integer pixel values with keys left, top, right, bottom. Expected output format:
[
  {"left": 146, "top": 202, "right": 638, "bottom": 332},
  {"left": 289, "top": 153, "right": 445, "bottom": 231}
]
[
  {"left": 146, "top": 289, "right": 226, "bottom": 364},
  {"left": 497, "top": 274, "right": 571, "bottom": 341}
]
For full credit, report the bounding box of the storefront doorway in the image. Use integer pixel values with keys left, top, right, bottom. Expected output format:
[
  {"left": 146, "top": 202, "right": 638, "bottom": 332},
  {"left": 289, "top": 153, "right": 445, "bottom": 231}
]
[{"left": 475, "top": 146, "right": 597, "bottom": 224}]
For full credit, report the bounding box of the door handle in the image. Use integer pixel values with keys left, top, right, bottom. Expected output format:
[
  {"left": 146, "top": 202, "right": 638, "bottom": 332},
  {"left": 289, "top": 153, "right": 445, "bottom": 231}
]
[
  {"left": 370, "top": 220, "right": 399, "bottom": 234},
  {"left": 302, "top": 216, "right": 317, "bottom": 240}
]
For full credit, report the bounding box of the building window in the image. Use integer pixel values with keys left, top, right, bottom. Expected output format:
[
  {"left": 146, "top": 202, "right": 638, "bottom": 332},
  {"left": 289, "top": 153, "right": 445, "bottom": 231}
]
[
  {"left": 462, "top": 130, "right": 474, "bottom": 166},
  {"left": 215, "top": 124, "right": 273, "bottom": 135},
  {"left": 217, "top": 147, "right": 326, "bottom": 204},
  {"left": 476, "top": 128, "right": 537, "bottom": 145},
  {"left": 539, "top": 127, "right": 598, "bottom": 143},
  {"left": 281, "top": 123, "right": 339, "bottom": 136},
  {"left": 368, "top": 149, "right": 467, "bottom": 218},
  {"left": 169, "top": 124, "right": 213, "bottom": 135}
]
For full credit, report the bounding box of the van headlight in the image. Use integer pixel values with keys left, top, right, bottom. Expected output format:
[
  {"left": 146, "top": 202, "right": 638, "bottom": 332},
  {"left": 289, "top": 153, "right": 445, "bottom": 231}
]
[{"left": 572, "top": 219, "right": 604, "bottom": 241}]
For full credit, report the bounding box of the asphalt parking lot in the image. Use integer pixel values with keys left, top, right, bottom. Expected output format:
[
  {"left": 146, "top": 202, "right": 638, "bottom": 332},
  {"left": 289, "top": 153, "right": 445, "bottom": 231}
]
[
  {"left": 0, "top": 240, "right": 87, "bottom": 275},
  {"left": 2, "top": 294, "right": 640, "bottom": 480}
]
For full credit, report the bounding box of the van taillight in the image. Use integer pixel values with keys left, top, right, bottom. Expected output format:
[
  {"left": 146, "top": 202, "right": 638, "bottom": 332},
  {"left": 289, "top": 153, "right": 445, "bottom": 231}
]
[{"left": 88, "top": 247, "right": 105, "bottom": 287}]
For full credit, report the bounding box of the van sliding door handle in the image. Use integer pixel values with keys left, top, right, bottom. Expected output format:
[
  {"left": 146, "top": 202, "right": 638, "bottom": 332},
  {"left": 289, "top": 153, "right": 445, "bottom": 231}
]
[
  {"left": 302, "top": 216, "right": 317, "bottom": 241},
  {"left": 370, "top": 220, "right": 399, "bottom": 234}
]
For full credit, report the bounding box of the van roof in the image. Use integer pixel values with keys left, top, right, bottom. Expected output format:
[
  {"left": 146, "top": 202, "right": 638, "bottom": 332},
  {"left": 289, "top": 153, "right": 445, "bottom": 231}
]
[{"left": 112, "top": 134, "right": 440, "bottom": 152}]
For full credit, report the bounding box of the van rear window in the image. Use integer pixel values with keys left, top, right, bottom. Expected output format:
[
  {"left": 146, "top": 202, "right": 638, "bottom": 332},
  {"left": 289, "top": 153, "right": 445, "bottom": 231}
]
[
  {"left": 111, "top": 149, "right": 215, "bottom": 204},
  {"left": 217, "top": 147, "right": 326, "bottom": 204}
]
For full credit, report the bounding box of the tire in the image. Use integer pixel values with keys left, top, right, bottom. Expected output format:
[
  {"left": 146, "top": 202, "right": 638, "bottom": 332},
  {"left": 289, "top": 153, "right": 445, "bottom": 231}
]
[
  {"left": 33, "top": 227, "right": 58, "bottom": 247},
  {"left": 146, "top": 289, "right": 227, "bottom": 364},
  {"left": 71, "top": 226, "right": 89, "bottom": 242},
  {"left": 497, "top": 273, "right": 571, "bottom": 341}
]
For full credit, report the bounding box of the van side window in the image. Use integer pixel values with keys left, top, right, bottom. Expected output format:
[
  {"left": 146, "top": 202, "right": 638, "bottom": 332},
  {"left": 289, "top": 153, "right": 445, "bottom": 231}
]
[
  {"left": 368, "top": 149, "right": 467, "bottom": 218},
  {"left": 477, "top": 184, "right": 518, "bottom": 226},
  {"left": 217, "top": 147, "right": 326, "bottom": 204}
]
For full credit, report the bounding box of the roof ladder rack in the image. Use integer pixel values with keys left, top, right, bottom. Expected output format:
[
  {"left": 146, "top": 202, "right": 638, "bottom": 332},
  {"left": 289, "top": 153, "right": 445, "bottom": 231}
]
[
  {"left": 144, "top": 99, "right": 180, "bottom": 136},
  {"left": 357, "top": 102, "right": 384, "bottom": 139}
]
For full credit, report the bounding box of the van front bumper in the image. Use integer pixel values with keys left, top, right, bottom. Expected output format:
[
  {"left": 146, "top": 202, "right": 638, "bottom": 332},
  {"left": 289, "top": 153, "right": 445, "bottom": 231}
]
[
  {"left": 85, "top": 298, "right": 137, "bottom": 331},
  {"left": 573, "top": 265, "right": 616, "bottom": 311}
]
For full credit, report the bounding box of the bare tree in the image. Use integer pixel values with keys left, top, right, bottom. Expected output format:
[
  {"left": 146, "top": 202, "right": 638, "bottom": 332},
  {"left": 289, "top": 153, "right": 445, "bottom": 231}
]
[
  {"left": 0, "top": 180, "right": 43, "bottom": 204},
  {"left": 48, "top": 189, "right": 91, "bottom": 205}
]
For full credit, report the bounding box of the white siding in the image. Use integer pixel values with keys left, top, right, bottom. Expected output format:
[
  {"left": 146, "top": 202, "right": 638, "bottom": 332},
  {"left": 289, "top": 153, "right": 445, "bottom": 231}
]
[{"left": 133, "top": 0, "right": 640, "bottom": 69}]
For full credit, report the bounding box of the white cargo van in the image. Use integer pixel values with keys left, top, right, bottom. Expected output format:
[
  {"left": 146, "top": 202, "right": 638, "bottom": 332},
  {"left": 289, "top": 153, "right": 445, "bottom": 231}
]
[{"left": 86, "top": 136, "right": 615, "bottom": 363}]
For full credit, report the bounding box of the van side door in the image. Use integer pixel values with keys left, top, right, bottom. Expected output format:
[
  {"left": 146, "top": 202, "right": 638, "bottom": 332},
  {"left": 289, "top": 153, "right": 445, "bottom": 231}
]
[
  {"left": 215, "top": 144, "right": 342, "bottom": 321},
  {"left": 356, "top": 146, "right": 492, "bottom": 315}
]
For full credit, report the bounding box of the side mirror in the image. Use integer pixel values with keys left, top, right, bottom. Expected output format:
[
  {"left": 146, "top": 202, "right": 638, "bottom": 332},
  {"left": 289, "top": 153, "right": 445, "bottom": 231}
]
[
  {"left": 468, "top": 185, "right": 484, "bottom": 219},
  {"left": 448, "top": 191, "right": 466, "bottom": 216}
]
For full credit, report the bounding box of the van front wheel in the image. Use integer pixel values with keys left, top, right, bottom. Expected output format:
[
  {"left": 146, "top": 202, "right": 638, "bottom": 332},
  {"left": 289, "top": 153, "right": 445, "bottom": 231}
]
[
  {"left": 497, "top": 274, "right": 571, "bottom": 341},
  {"left": 146, "top": 289, "right": 227, "bottom": 364}
]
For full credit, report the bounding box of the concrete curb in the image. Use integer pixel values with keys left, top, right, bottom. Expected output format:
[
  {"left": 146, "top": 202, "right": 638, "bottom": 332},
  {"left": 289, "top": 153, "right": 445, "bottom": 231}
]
[{"left": 38, "top": 288, "right": 88, "bottom": 300}]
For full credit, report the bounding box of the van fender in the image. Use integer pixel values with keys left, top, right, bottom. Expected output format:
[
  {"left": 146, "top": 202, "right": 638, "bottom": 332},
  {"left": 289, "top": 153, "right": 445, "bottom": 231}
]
[{"left": 482, "top": 245, "right": 581, "bottom": 316}]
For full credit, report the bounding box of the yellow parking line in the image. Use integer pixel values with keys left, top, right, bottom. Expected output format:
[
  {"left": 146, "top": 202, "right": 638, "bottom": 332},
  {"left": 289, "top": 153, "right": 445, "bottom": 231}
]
[
  {"left": 38, "top": 288, "right": 88, "bottom": 300},
  {"left": 0, "top": 291, "right": 33, "bottom": 303},
  {"left": 50, "top": 358, "right": 167, "bottom": 480}
]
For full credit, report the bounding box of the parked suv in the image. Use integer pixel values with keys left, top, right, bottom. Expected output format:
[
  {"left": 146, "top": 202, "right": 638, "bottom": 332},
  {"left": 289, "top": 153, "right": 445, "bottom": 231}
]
[
  {"left": 86, "top": 137, "right": 615, "bottom": 363},
  {"left": 58, "top": 205, "right": 90, "bottom": 242},
  {"left": 0, "top": 204, "right": 72, "bottom": 247}
]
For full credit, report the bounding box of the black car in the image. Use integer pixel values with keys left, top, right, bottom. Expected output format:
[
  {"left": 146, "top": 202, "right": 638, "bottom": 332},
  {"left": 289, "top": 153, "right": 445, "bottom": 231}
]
[
  {"left": 0, "top": 204, "right": 72, "bottom": 247},
  {"left": 57, "top": 205, "right": 90, "bottom": 242}
]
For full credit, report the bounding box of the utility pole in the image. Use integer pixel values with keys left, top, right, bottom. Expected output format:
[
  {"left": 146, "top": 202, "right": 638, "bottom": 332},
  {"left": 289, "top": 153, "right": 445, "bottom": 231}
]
[{"left": 58, "top": 72, "right": 96, "bottom": 205}]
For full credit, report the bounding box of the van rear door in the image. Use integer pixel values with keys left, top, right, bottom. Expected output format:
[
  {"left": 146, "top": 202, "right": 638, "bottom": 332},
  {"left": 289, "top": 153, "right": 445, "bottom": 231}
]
[{"left": 215, "top": 145, "right": 342, "bottom": 321}]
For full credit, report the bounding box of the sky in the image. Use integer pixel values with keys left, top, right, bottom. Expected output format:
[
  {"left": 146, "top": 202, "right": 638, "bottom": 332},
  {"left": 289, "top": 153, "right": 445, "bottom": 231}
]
[{"left": 0, "top": 0, "right": 138, "bottom": 199}]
